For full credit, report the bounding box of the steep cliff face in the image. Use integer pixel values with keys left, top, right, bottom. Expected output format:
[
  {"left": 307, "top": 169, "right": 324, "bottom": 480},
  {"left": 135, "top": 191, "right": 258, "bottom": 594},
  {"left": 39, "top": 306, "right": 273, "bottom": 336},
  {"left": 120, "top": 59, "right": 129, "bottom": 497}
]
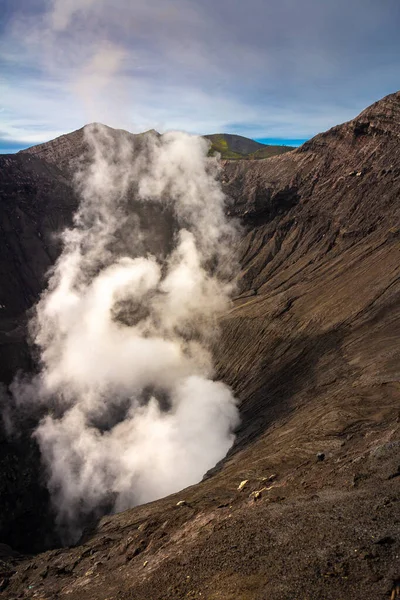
[
  {"left": 0, "top": 153, "right": 78, "bottom": 553},
  {"left": 216, "top": 90, "right": 400, "bottom": 450},
  {"left": 0, "top": 153, "right": 78, "bottom": 382},
  {"left": 1, "top": 93, "right": 400, "bottom": 599}
]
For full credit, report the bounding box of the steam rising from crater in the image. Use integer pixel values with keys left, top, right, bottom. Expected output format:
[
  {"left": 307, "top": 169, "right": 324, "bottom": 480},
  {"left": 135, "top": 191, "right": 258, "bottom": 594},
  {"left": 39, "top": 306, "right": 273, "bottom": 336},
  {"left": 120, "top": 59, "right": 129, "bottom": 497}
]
[{"left": 13, "top": 125, "right": 239, "bottom": 541}]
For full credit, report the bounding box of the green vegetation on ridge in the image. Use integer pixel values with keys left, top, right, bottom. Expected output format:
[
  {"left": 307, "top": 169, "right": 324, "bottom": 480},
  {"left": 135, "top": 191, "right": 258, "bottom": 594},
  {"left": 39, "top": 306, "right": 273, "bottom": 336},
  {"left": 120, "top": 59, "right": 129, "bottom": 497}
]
[{"left": 204, "top": 133, "right": 294, "bottom": 159}]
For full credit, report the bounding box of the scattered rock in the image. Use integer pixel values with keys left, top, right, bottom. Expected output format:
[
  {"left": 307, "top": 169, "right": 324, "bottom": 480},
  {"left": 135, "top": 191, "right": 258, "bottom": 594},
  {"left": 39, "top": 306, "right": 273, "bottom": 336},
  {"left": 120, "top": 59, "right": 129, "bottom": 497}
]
[
  {"left": 359, "top": 550, "right": 377, "bottom": 560},
  {"left": 268, "top": 495, "right": 286, "bottom": 504},
  {"left": 388, "top": 467, "right": 400, "bottom": 480},
  {"left": 352, "top": 472, "right": 369, "bottom": 487},
  {"left": 250, "top": 487, "right": 268, "bottom": 501},
  {"left": 370, "top": 441, "right": 400, "bottom": 459},
  {"left": 316, "top": 452, "right": 325, "bottom": 462},
  {"left": 217, "top": 501, "right": 231, "bottom": 508},
  {"left": 176, "top": 500, "right": 187, "bottom": 507},
  {"left": 39, "top": 566, "right": 49, "bottom": 579},
  {"left": 126, "top": 540, "right": 147, "bottom": 561},
  {"left": 237, "top": 480, "right": 249, "bottom": 491}
]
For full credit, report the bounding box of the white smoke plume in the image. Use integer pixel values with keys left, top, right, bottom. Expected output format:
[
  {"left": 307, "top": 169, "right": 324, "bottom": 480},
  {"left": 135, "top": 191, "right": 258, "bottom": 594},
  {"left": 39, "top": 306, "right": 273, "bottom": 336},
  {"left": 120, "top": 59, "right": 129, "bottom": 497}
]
[{"left": 12, "top": 124, "right": 239, "bottom": 542}]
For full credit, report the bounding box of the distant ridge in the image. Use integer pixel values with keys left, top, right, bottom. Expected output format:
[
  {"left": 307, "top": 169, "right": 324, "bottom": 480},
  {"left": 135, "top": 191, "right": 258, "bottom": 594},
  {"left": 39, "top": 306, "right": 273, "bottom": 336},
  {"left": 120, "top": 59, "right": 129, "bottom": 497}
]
[{"left": 20, "top": 127, "right": 294, "bottom": 168}]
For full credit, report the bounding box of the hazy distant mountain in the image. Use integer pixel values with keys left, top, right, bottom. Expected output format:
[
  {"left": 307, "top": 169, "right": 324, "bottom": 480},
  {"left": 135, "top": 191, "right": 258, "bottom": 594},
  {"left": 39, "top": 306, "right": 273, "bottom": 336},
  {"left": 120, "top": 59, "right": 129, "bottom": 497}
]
[{"left": 2, "top": 92, "right": 400, "bottom": 600}]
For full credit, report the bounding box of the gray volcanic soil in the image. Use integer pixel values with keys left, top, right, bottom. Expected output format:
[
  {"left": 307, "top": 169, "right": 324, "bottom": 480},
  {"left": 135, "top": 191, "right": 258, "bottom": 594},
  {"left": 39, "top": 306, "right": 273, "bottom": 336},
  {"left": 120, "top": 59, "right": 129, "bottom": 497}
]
[{"left": 1, "top": 92, "right": 400, "bottom": 599}]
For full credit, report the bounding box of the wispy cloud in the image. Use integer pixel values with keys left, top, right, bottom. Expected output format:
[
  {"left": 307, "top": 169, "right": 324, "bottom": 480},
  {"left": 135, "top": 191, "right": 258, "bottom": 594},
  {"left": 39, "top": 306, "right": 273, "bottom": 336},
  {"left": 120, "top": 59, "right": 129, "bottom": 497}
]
[{"left": 1, "top": 0, "right": 399, "bottom": 147}]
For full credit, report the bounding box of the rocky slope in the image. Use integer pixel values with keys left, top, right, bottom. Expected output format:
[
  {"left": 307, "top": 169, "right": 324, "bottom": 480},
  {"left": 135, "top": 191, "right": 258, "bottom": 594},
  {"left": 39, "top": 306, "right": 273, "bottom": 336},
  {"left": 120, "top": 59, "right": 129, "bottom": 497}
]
[
  {"left": 19, "top": 124, "right": 149, "bottom": 173},
  {"left": 0, "top": 154, "right": 78, "bottom": 379},
  {"left": 22, "top": 128, "right": 293, "bottom": 166},
  {"left": 1, "top": 92, "right": 400, "bottom": 599},
  {"left": 0, "top": 153, "right": 78, "bottom": 554}
]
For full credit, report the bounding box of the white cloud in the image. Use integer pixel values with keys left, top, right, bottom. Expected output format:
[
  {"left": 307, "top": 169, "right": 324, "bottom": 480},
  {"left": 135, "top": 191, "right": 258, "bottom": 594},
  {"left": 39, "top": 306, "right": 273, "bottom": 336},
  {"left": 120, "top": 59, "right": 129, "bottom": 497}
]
[{"left": 1, "top": 0, "right": 399, "bottom": 145}]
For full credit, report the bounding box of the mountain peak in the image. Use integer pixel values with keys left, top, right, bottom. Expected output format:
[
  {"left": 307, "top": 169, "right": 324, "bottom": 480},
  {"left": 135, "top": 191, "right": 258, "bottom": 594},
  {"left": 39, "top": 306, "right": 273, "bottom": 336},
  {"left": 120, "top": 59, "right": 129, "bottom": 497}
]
[
  {"left": 351, "top": 89, "right": 400, "bottom": 136},
  {"left": 20, "top": 128, "right": 292, "bottom": 168}
]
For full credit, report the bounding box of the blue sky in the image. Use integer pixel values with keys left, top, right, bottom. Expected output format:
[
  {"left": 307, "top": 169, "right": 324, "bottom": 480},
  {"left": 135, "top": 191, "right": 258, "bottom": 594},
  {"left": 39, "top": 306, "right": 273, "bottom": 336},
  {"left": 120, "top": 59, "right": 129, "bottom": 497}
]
[
  {"left": 255, "top": 139, "right": 307, "bottom": 148},
  {"left": 1, "top": 0, "right": 400, "bottom": 152}
]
